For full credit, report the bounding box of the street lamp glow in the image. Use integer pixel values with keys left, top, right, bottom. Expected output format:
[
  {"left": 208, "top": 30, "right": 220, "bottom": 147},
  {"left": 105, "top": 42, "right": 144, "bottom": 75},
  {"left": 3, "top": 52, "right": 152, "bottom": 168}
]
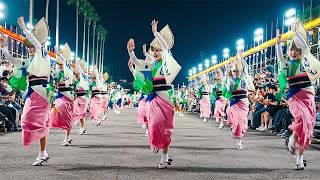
[
  {"left": 59, "top": 44, "right": 64, "bottom": 50},
  {"left": 211, "top": 55, "right": 217, "bottom": 64},
  {"left": 0, "top": 12, "right": 4, "bottom": 19},
  {"left": 285, "top": 17, "right": 296, "bottom": 26},
  {"left": 0, "top": 2, "right": 5, "bottom": 11},
  {"left": 254, "top": 28, "right": 264, "bottom": 42},
  {"left": 198, "top": 63, "right": 203, "bottom": 71},
  {"left": 285, "top": 8, "right": 296, "bottom": 18},
  {"left": 236, "top": 38, "right": 245, "bottom": 51},
  {"left": 223, "top": 48, "right": 230, "bottom": 59},
  {"left": 188, "top": 69, "right": 193, "bottom": 76},
  {"left": 204, "top": 58, "right": 210, "bottom": 68},
  {"left": 192, "top": 67, "right": 197, "bottom": 74}
]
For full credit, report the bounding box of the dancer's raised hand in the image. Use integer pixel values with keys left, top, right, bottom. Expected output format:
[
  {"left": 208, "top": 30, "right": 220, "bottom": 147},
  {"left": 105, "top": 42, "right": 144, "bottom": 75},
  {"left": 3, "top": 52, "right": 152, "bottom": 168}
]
[
  {"left": 142, "top": 44, "right": 147, "bottom": 56},
  {"left": 17, "top": 17, "right": 26, "bottom": 30},
  {"left": 127, "top": 38, "right": 135, "bottom": 52},
  {"left": 151, "top": 19, "right": 159, "bottom": 33}
]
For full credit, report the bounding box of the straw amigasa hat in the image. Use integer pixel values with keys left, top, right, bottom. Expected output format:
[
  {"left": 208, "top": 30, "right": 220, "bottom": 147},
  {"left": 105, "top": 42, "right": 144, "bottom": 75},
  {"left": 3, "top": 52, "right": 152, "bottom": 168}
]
[
  {"left": 103, "top": 72, "right": 109, "bottom": 81},
  {"left": 74, "top": 59, "right": 87, "bottom": 74},
  {"left": 24, "top": 17, "right": 49, "bottom": 47},
  {"left": 78, "top": 59, "right": 87, "bottom": 72},
  {"left": 150, "top": 25, "right": 174, "bottom": 51},
  {"left": 290, "top": 21, "right": 308, "bottom": 50},
  {"left": 56, "top": 43, "right": 72, "bottom": 65}
]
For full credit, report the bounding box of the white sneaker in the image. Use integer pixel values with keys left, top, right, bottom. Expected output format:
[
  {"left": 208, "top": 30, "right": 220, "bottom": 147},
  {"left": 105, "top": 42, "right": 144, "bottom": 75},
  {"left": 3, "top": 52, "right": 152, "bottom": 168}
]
[
  {"left": 200, "top": 114, "right": 203, "bottom": 119},
  {"left": 114, "top": 110, "right": 120, "bottom": 114},
  {"left": 203, "top": 118, "right": 208, "bottom": 123},
  {"left": 158, "top": 158, "right": 173, "bottom": 169},
  {"left": 259, "top": 127, "right": 267, "bottom": 131},
  {"left": 256, "top": 126, "right": 263, "bottom": 131},
  {"left": 295, "top": 163, "right": 304, "bottom": 170},
  {"left": 61, "top": 140, "right": 69, "bottom": 146},
  {"left": 78, "top": 129, "right": 86, "bottom": 135},
  {"left": 32, "top": 154, "right": 49, "bottom": 166},
  {"left": 216, "top": 118, "right": 219, "bottom": 122},
  {"left": 159, "top": 162, "right": 168, "bottom": 169},
  {"left": 219, "top": 122, "right": 224, "bottom": 129}
]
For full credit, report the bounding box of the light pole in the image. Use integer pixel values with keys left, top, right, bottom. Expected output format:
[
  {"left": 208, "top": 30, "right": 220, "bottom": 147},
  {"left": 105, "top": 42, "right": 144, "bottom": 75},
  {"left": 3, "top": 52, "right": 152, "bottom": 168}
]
[
  {"left": 204, "top": 58, "right": 210, "bottom": 69},
  {"left": 254, "top": 28, "right": 264, "bottom": 46},
  {"left": 211, "top": 55, "right": 217, "bottom": 65},
  {"left": 236, "top": 38, "right": 245, "bottom": 52},
  {"left": 0, "top": 2, "right": 5, "bottom": 20},
  {"left": 198, "top": 63, "right": 203, "bottom": 72},
  {"left": 188, "top": 69, "right": 193, "bottom": 77},
  {"left": 254, "top": 28, "right": 264, "bottom": 72},
  {"left": 285, "top": 8, "right": 296, "bottom": 30},
  {"left": 223, "top": 48, "right": 230, "bottom": 60}
]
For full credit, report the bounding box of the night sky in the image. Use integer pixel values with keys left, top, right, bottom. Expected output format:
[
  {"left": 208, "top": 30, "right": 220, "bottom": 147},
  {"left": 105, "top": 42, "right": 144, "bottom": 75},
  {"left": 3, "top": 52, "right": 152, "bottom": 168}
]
[{"left": 4, "top": 0, "right": 319, "bottom": 85}]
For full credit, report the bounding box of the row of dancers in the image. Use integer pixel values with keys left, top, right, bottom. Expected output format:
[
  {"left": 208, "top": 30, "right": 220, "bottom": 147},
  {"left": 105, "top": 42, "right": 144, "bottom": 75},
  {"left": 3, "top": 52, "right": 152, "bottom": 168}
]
[
  {"left": 129, "top": 20, "right": 320, "bottom": 170},
  {"left": 1, "top": 16, "right": 319, "bottom": 170},
  {"left": 0, "top": 16, "right": 125, "bottom": 166}
]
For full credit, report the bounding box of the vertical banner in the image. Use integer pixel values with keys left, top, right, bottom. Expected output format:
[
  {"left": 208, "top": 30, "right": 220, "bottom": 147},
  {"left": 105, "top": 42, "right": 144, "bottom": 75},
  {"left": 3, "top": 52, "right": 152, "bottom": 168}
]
[
  {"left": 308, "top": 31, "right": 313, "bottom": 46},
  {"left": 318, "top": 28, "right": 320, "bottom": 48}
]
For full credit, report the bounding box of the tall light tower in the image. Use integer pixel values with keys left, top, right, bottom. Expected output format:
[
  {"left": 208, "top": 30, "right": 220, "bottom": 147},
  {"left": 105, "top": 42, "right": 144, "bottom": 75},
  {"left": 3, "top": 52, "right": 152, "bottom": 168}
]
[
  {"left": 223, "top": 48, "right": 230, "bottom": 60},
  {"left": 254, "top": 28, "right": 264, "bottom": 73}
]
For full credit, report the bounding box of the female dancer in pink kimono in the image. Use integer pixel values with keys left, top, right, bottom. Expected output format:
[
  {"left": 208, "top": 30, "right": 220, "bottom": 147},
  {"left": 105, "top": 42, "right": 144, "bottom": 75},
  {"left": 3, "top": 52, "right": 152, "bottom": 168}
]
[
  {"left": 49, "top": 44, "right": 75, "bottom": 146},
  {"left": 226, "top": 52, "right": 254, "bottom": 150},
  {"left": 276, "top": 22, "right": 320, "bottom": 170},
  {"left": 214, "top": 68, "right": 227, "bottom": 128},
  {"left": 128, "top": 19, "right": 181, "bottom": 169},
  {"left": 198, "top": 76, "right": 212, "bottom": 123},
  {"left": 73, "top": 61, "right": 89, "bottom": 135},
  {"left": 89, "top": 69, "right": 104, "bottom": 126},
  {"left": 17, "top": 17, "right": 51, "bottom": 166}
]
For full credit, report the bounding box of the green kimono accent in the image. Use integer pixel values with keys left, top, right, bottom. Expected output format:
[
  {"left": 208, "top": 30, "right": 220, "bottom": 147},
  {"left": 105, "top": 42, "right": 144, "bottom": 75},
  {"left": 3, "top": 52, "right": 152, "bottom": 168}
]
[
  {"left": 278, "top": 58, "right": 301, "bottom": 96},
  {"left": 133, "top": 77, "right": 153, "bottom": 95},
  {"left": 8, "top": 67, "right": 27, "bottom": 91},
  {"left": 9, "top": 76, "right": 27, "bottom": 91},
  {"left": 88, "top": 81, "right": 96, "bottom": 94}
]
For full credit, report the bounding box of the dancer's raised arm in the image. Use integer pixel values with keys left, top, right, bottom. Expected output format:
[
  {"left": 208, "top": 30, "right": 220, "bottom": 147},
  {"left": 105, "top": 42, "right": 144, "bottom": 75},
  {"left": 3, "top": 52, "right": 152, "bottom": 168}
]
[
  {"left": 18, "top": 17, "right": 42, "bottom": 50},
  {"left": 151, "top": 20, "right": 169, "bottom": 51}
]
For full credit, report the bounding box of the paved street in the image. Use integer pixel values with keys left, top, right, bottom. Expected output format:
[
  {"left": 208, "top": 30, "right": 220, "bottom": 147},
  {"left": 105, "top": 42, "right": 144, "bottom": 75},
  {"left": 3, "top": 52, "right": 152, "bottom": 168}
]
[{"left": 1, "top": 108, "right": 320, "bottom": 180}]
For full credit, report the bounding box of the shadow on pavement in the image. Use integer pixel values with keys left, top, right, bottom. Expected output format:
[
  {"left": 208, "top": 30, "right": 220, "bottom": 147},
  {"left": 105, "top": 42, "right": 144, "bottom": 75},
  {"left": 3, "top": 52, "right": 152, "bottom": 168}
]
[
  {"left": 58, "top": 165, "right": 278, "bottom": 174},
  {"left": 71, "top": 144, "right": 233, "bottom": 151}
]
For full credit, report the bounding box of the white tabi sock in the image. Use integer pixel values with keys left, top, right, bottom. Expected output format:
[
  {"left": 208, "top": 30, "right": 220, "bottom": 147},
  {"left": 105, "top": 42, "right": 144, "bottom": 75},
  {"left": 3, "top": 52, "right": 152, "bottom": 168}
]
[
  {"left": 160, "top": 153, "right": 169, "bottom": 163},
  {"left": 40, "top": 150, "right": 47, "bottom": 157},
  {"left": 296, "top": 154, "right": 303, "bottom": 165},
  {"left": 64, "top": 135, "right": 69, "bottom": 142}
]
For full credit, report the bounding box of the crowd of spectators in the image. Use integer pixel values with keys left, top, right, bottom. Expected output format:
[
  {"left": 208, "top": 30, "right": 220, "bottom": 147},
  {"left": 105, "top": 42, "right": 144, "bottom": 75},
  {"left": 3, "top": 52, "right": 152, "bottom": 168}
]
[
  {"left": 186, "top": 65, "right": 320, "bottom": 141},
  {"left": 0, "top": 61, "right": 22, "bottom": 133}
]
